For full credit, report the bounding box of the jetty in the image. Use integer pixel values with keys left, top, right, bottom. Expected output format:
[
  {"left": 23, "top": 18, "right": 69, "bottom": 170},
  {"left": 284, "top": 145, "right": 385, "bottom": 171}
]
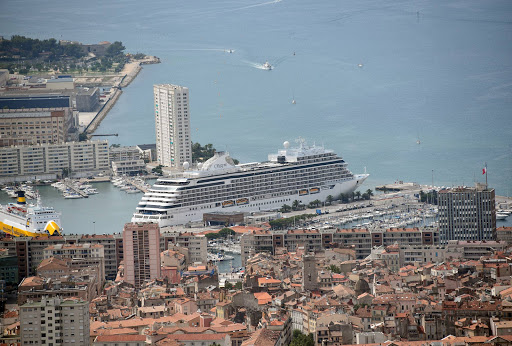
[
  {"left": 376, "top": 182, "right": 421, "bottom": 192},
  {"left": 63, "top": 181, "right": 89, "bottom": 198},
  {"left": 127, "top": 178, "right": 149, "bottom": 193}
]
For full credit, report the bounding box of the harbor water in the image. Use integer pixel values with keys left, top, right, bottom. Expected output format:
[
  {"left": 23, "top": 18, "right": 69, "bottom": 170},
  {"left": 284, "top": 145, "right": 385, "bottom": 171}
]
[{"left": 1, "top": 0, "right": 511, "bottom": 233}]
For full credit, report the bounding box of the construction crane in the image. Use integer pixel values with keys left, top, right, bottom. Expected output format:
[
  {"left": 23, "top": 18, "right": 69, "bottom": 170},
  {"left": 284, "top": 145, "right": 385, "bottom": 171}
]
[{"left": 89, "top": 134, "right": 119, "bottom": 137}]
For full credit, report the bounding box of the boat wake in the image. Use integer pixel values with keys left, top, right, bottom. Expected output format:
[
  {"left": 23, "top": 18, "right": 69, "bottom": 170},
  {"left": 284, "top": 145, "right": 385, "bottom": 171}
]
[
  {"left": 162, "top": 48, "right": 229, "bottom": 52},
  {"left": 223, "top": 0, "right": 282, "bottom": 13},
  {"left": 244, "top": 60, "right": 273, "bottom": 70}
]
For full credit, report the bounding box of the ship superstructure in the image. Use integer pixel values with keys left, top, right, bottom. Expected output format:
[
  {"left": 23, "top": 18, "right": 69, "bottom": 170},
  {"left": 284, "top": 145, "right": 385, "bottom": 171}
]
[
  {"left": 0, "top": 191, "right": 62, "bottom": 237},
  {"left": 132, "top": 140, "right": 369, "bottom": 227}
]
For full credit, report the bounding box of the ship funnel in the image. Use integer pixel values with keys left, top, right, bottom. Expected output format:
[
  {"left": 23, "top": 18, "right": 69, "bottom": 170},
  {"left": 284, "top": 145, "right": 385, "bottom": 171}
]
[{"left": 16, "top": 191, "right": 26, "bottom": 205}]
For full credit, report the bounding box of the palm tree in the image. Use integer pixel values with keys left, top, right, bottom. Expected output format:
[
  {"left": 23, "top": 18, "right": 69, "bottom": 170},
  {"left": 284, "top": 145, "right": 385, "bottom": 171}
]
[
  {"left": 292, "top": 200, "right": 301, "bottom": 211},
  {"left": 355, "top": 191, "right": 361, "bottom": 200},
  {"left": 326, "top": 195, "right": 334, "bottom": 205},
  {"left": 312, "top": 199, "right": 322, "bottom": 207},
  {"left": 366, "top": 189, "right": 374, "bottom": 198},
  {"left": 280, "top": 204, "right": 292, "bottom": 213}
]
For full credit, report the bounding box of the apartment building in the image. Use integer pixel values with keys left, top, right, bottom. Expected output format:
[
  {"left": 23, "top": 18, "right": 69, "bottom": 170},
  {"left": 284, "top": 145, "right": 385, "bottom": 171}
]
[
  {"left": 161, "top": 231, "right": 207, "bottom": 264},
  {"left": 438, "top": 184, "right": 496, "bottom": 244},
  {"left": 154, "top": 84, "right": 191, "bottom": 168},
  {"left": 0, "top": 140, "right": 109, "bottom": 178},
  {"left": 123, "top": 223, "right": 161, "bottom": 288},
  {"left": 20, "top": 296, "right": 90, "bottom": 345},
  {"left": 43, "top": 243, "right": 105, "bottom": 284},
  {"left": 241, "top": 227, "right": 439, "bottom": 265},
  {"left": 0, "top": 107, "right": 75, "bottom": 147},
  {"left": 398, "top": 245, "right": 448, "bottom": 267}
]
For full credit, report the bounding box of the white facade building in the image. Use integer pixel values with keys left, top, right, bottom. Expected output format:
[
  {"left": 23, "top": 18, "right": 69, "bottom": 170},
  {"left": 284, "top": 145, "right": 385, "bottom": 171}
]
[
  {"left": 20, "top": 296, "right": 90, "bottom": 346},
  {"left": 154, "top": 84, "right": 191, "bottom": 168},
  {"left": 0, "top": 140, "right": 109, "bottom": 178}
]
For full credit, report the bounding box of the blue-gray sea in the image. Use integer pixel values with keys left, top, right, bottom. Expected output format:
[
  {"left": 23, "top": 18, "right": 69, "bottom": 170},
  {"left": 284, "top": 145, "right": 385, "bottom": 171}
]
[{"left": 1, "top": 0, "right": 511, "bottom": 235}]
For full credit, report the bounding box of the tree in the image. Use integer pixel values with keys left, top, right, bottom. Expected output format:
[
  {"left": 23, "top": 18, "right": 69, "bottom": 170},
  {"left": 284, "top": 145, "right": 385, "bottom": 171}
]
[
  {"left": 311, "top": 199, "right": 321, "bottom": 208},
  {"left": 338, "top": 193, "right": 349, "bottom": 203},
  {"left": 290, "top": 330, "right": 314, "bottom": 346},
  {"left": 326, "top": 195, "right": 334, "bottom": 205},
  {"left": 106, "top": 41, "right": 126, "bottom": 57},
  {"left": 328, "top": 264, "right": 341, "bottom": 274},
  {"left": 292, "top": 200, "right": 301, "bottom": 211},
  {"left": 280, "top": 204, "right": 292, "bottom": 213},
  {"left": 205, "top": 228, "right": 235, "bottom": 240},
  {"left": 355, "top": 191, "right": 361, "bottom": 200},
  {"left": 224, "top": 281, "right": 233, "bottom": 290},
  {"left": 234, "top": 281, "right": 243, "bottom": 290},
  {"left": 78, "top": 132, "right": 88, "bottom": 141},
  {"left": 133, "top": 52, "right": 146, "bottom": 59},
  {"left": 152, "top": 165, "right": 163, "bottom": 175},
  {"left": 366, "top": 189, "right": 374, "bottom": 198}
]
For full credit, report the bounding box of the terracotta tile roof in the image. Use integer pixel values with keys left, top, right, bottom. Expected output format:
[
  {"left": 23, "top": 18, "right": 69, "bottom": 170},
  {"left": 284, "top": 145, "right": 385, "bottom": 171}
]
[
  {"left": 258, "top": 277, "right": 281, "bottom": 285},
  {"left": 241, "top": 328, "right": 280, "bottom": 346},
  {"left": 254, "top": 292, "right": 273, "bottom": 305},
  {"left": 95, "top": 335, "right": 146, "bottom": 342}
]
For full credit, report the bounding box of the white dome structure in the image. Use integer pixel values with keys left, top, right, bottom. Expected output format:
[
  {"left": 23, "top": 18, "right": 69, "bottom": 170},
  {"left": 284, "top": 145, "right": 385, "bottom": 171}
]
[
  {"left": 183, "top": 162, "right": 190, "bottom": 170},
  {"left": 283, "top": 141, "right": 290, "bottom": 149}
]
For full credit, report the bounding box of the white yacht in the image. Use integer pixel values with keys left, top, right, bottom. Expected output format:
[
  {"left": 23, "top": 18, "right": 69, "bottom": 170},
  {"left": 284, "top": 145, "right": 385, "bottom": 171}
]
[
  {"left": 263, "top": 61, "right": 272, "bottom": 70},
  {"left": 132, "top": 140, "right": 369, "bottom": 227},
  {"left": 496, "top": 213, "right": 509, "bottom": 220}
]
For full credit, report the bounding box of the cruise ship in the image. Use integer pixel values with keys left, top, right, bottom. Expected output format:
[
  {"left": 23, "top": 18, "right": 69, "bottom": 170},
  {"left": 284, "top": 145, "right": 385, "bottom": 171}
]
[
  {"left": 132, "top": 141, "right": 369, "bottom": 227},
  {"left": 0, "top": 191, "right": 62, "bottom": 237}
]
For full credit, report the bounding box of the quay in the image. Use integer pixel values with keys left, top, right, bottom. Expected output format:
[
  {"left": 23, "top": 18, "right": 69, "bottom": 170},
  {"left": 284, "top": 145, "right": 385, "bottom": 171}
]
[
  {"left": 123, "top": 177, "right": 149, "bottom": 193},
  {"left": 63, "top": 181, "right": 89, "bottom": 198},
  {"left": 376, "top": 181, "right": 421, "bottom": 191}
]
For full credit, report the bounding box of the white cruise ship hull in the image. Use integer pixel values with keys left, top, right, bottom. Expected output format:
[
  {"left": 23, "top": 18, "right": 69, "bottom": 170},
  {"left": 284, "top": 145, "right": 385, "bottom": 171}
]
[{"left": 132, "top": 173, "right": 368, "bottom": 227}]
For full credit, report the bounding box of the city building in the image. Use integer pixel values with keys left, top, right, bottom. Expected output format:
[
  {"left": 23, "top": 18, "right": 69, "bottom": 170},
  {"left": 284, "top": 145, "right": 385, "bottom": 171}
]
[
  {"left": 20, "top": 296, "right": 90, "bottom": 345},
  {"left": 446, "top": 240, "right": 507, "bottom": 260},
  {"left": 438, "top": 184, "right": 496, "bottom": 244},
  {"left": 111, "top": 159, "right": 145, "bottom": 176},
  {"left": 0, "top": 95, "right": 71, "bottom": 109},
  {"left": 0, "top": 140, "right": 110, "bottom": 180},
  {"left": 153, "top": 84, "right": 191, "bottom": 168},
  {"left": 398, "top": 245, "right": 448, "bottom": 267},
  {"left": 136, "top": 144, "right": 156, "bottom": 163},
  {"left": 0, "top": 249, "right": 18, "bottom": 286},
  {"left": 76, "top": 87, "right": 100, "bottom": 112},
  {"left": 0, "top": 69, "right": 9, "bottom": 87},
  {"left": 0, "top": 107, "right": 76, "bottom": 146},
  {"left": 161, "top": 231, "right": 207, "bottom": 264},
  {"left": 303, "top": 254, "right": 318, "bottom": 291},
  {"left": 123, "top": 223, "right": 161, "bottom": 288},
  {"left": 43, "top": 243, "right": 106, "bottom": 284},
  {"left": 110, "top": 144, "right": 145, "bottom": 176},
  {"left": 241, "top": 227, "right": 439, "bottom": 265}
]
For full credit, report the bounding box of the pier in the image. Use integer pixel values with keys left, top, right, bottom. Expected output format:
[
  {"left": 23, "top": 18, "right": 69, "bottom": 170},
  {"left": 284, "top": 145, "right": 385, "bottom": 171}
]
[
  {"left": 124, "top": 177, "right": 149, "bottom": 193},
  {"left": 63, "top": 181, "right": 89, "bottom": 198}
]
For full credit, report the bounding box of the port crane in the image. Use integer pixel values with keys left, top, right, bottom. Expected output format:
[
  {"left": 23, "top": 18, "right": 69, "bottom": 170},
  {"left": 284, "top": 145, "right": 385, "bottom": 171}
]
[{"left": 89, "top": 134, "right": 119, "bottom": 137}]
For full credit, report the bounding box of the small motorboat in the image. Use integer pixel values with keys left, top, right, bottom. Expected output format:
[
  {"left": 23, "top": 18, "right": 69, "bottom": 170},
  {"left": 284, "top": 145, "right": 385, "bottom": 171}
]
[{"left": 263, "top": 61, "right": 272, "bottom": 70}]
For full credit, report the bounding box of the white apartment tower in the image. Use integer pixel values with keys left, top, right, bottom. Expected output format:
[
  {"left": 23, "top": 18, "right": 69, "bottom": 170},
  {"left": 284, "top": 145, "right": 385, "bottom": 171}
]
[
  {"left": 154, "top": 84, "right": 191, "bottom": 168},
  {"left": 20, "top": 297, "right": 90, "bottom": 345}
]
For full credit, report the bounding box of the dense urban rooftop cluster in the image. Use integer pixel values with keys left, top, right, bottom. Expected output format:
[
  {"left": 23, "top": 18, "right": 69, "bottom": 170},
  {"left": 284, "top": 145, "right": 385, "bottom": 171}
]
[{"left": 0, "top": 224, "right": 511, "bottom": 345}]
